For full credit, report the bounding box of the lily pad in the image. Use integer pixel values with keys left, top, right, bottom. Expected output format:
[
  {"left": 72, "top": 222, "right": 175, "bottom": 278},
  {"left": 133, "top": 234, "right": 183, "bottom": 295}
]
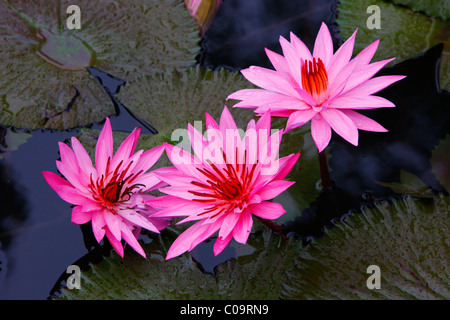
[
  {"left": 52, "top": 229, "right": 301, "bottom": 300},
  {"left": 376, "top": 170, "right": 436, "bottom": 198},
  {"left": 282, "top": 195, "right": 450, "bottom": 299},
  {"left": 430, "top": 133, "right": 450, "bottom": 192},
  {"left": 0, "top": 0, "right": 200, "bottom": 129},
  {"left": 387, "top": 0, "right": 450, "bottom": 21},
  {"left": 337, "top": 0, "right": 450, "bottom": 89}
]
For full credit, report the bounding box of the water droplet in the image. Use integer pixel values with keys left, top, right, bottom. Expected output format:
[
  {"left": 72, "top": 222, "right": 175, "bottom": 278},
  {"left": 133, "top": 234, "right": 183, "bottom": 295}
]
[{"left": 35, "top": 29, "right": 96, "bottom": 71}]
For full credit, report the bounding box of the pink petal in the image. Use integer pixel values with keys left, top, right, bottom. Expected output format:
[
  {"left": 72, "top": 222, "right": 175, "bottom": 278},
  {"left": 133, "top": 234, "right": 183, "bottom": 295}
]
[
  {"left": 105, "top": 229, "right": 124, "bottom": 258},
  {"left": 289, "top": 31, "right": 313, "bottom": 64},
  {"left": 165, "top": 221, "right": 218, "bottom": 259},
  {"left": 130, "top": 143, "right": 166, "bottom": 175},
  {"left": 257, "top": 180, "right": 295, "bottom": 200},
  {"left": 104, "top": 210, "right": 122, "bottom": 241},
  {"left": 164, "top": 144, "right": 203, "bottom": 180},
  {"left": 150, "top": 201, "right": 206, "bottom": 218},
  {"left": 42, "top": 171, "right": 72, "bottom": 191},
  {"left": 118, "top": 209, "right": 160, "bottom": 234},
  {"left": 329, "top": 95, "right": 396, "bottom": 110},
  {"left": 70, "top": 137, "right": 96, "bottom": 180},
  {"left": 321, "top": 108, "right": 359, "bottom": 146},
  {"left": 311, "top": 114, "right": 332, "bottom": 152},
  {"left": 264, "top": 47, "right": 291, "bottom": 74},
  {"left": 147, "top": 195, "right": 193, "bottom": 209},
  {"left": 313, "top": 22, "right": 334, "bottom": 67},
  {"left": 71, "top": 205, "right": 93, "bottom": 224},
  {"left": 217, "top": 211, "right": 241, "bottom": 241},
  {"left": 250, "top": 201, "right": 286, "bottom": 219},
  {"left": 188, "top": 123, "right": 208, "bottom": 162},
  {"left": 95, "top": 117, "right": 113, "bottom": 175},
  {"left": 340, "top": 109, "right": 388, "bottom": 132},
  {"left": 233, "top": 211, "right": 253, "bottom": 244},
  {"left": 279, "top": 35, "right": 302, "bottom": 86},
  {"left": 273, "top": 152, "right": 300, "bottom": 181},
  {"left": 213, "top": 232, "right": 233, "bottom": 256},
  {"left": 111, "top": 127, "right": 140, "bottom": 169},
  {"left": 341, "top": 58, "right": 396, "bottom": 94},
  {"left": 241, "top": 66, "right": 299, "bottom": 97},
  {"left": 55, "top": 185, "right": 90, "bottom": 205},
  {"left": 341, "top": 75, "right": 406, "bottom": 97},
  {"left": 121, "top": 225, "right": 146, "bottom": 258},
  {"left": 91, "top": 210, "right": 106, "bottom": 243},
  {"left": 285, "top": 109, "right": 317, "bottom": 132},
  {"left": 327, "top": 29, "right": 357, "bottom": 86}
]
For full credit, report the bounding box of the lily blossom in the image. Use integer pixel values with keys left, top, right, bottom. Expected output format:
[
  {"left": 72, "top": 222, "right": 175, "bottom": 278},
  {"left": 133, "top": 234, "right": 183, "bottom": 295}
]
[
  {"left": 42, "top": 118, "right": 169, "bottom": 258},
  {"left": 227, "top": 22, "right": 405, "bottom": 152},
  {"left": 148, "top": 106, "right": 300, "bottom": 259}
]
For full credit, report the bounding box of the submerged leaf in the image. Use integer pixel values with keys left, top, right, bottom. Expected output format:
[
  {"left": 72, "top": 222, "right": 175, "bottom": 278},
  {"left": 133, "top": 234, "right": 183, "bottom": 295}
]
[
  {"left": 376, "top": 170, "right": 436, "bottom": 198},
  {"left": 0, "top": 0, "right": 200, "bottom": 129},
  {"left": 337, "top": 0, "right": 450, "bottom": 89},
  {"left": 282, "top": 195, "right": 450, "bottom": 299}
]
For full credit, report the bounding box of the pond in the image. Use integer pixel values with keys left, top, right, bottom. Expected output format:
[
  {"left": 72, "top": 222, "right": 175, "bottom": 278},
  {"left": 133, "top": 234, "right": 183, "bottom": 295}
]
[{"left": 0, "top": 0, "right": 449, "bottom": 300}]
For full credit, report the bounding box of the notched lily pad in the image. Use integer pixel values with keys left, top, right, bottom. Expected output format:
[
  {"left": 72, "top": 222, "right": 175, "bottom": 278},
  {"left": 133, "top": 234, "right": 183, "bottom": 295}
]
[
  {"left": 337, "top": 0, "right": 450, "bottom": 89},
  {"left": 376, "top": 170, "right": 436, "bottom": 198},
  {"left": 0, "top": 0, "right": 200, "bottom": 130},
  {"left": 282, "top": 195, "right": 450, "bottom": 299}
]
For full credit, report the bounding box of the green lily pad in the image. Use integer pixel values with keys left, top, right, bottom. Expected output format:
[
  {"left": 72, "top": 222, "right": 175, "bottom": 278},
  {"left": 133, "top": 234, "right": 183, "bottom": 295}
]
[
  {"left": 337, "top": 0, "right": 450, "bottom": 90},
  {"left": 282, "top": 195, "right": 450, "bottom": 299},
  {"left": 376, "top": 170, "right": 436, "bottom": 198},
  {"left": 0, "top": 0, "right": 200, "bottom": 129},
  {"left": 387, "top": 0, "right": 450, "bottom": 21},
  {"left": 0, "top": 127, "right": 31, "bottom": 158},
  {"left": 52, "top": 229, "right": 301, "bottom": 300},
  {"left": 431, "top": 133, "right": 450, "bottom": 192}
]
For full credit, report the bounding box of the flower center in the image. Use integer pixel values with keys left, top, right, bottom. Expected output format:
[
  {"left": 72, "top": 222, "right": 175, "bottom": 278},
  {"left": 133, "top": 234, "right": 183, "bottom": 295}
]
[
  {"left": 188, "top": 150, "right": 258, "bottom": 218},
  {"left": 89, "top": 157, "right": 144, "bottom": 209},
  {"left": 301, "top": 57, "right": 328, "bottom": 98}
]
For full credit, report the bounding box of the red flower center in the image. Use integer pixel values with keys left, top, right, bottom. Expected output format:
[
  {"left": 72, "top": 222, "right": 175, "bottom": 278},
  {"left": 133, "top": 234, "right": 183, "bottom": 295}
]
[
  {"left": 89, "top": 157, "right": 144, "bottom": 209},
  {"left": 189, "top": 150, "right": 258, "bottom": 218},
  {"left": 301, "top": 57, "right": 328, "bottom": 97}
]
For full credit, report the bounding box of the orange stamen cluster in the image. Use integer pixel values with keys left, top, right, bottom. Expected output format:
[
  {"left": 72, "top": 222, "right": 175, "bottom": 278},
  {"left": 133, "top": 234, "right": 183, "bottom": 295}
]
[{"left": 301, "top": 58, "right": 328, "bottom": 97}]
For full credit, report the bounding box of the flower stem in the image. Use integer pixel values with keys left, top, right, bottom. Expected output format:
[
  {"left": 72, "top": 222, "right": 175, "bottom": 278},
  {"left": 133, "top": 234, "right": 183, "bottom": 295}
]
[
  {"left": 318, "top": 150, "right": 332, "bottom": 191},
  {"left": 257, "top": 217, "right": 286, "bottom": 238}
]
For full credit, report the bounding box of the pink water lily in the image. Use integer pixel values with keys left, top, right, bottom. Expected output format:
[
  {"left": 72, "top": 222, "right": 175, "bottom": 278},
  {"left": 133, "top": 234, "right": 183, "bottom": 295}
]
[
  {"left": 147, "top": 106, "right": 300, "bottom": 259},
  {"left": 42, "top": 118, "right": 169, "bottom": 258},
  {"left": 227, "top": 22, "right": 405, "bottom": 152}
]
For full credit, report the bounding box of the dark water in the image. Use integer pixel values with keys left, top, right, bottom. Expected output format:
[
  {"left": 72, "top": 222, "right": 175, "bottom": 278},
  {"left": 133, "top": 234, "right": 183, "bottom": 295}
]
[{"left": 0, "top": 0, "right": 448, "bottom": 299}]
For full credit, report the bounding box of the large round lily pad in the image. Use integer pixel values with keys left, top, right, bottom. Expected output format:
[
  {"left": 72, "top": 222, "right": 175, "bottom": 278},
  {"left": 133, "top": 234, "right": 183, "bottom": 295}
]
[{"left": 0, "top": 0, "right": 200, "bottom": 129}]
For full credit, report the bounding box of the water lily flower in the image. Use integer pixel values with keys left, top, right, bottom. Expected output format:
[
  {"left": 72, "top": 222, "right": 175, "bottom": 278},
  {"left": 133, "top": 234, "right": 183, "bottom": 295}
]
[
  {"left": 42, "top": 118, "right": 169, "bottom": 258},
  {"left": 227, "top": 22, "right": 405, "bottom": 152},
  {"left": 147, "top": 106, "right": 300, "bottom": 259}
]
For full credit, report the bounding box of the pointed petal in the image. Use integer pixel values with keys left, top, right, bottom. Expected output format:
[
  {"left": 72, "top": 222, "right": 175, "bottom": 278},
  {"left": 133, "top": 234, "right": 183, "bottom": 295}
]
[
  {"left": 311, "top": 114, "right": 332, "bottom": 152},
  {"left": 265, "top": 47, "right": 290, "bottom": 74},
  {"left": 241, "top": 66, "right": 299, "bottom": 97},
  {"left": 105, "top": 229, "right": 124, "bottom": 258},
  {"left": 104, "top": 210, "right": 122, "bottom": 241},
  {"left": 111, "top": 127, "right": 140, "bottom": 169},
  {"left": 118, "top": 209, "right": 159, "bottom": 234},
  {"left": 121, "top": 225, "right": 146, "bottom": 258},
  {"left": 327, "top": 29, "right": 357, "bottom": 85},
  {"left": 95, "top": 117, "right": 113, "bottom": 175},
  {"left": 70, "top": 137, "right": 96, "bottom": 180},
  {"left": 91, "top": 210, "right": 106, "bottom": 243},
  {"left": 233, "top": 211, "right": 253, "bottom": 244},
  {"left": 71, "top": 205, "right": 93, "bottom": 224},
  {"left": 341, "top": 75, "right": 406, "bottom": 97},
  {"left": 130, "top": 143, "right": 166, "bottom": 175},
  {"left": 257, "top": 180, "right": 295, "bottom": 200},
  {"left": 330, "top": 94, "right": 396, "bottom": 110},
  {"left": 43, "top": 171, "right": 72, "bottom": 191},
  {"left": 217, "top": 211, "right": 241, "bottom": 241},
  {"left": 273, "top": 152, "right": 300, "bottom": 181},
  {"left": 250, "top": 201, "right": 286, "bottom": 219},
  {"left": 289, "top": 31, "right": 313, "bottom": 64},
  {"left": 313, "top": 22, "right": 334, "bottom": 67},
  {"left": 340, "top": 109, "right": 388, "bottom": 132},
  {"left": 285, "top": 109, "right": 317, "bottom": 131},
  {"left": 279, "top": 35, "right": 302, "bottom": 85},
  {"left": 213, "top": 232, "right": 233, "bottom": 256},
  {"left": 321, "top": 109, "right": 359, "bottom": 146}
]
